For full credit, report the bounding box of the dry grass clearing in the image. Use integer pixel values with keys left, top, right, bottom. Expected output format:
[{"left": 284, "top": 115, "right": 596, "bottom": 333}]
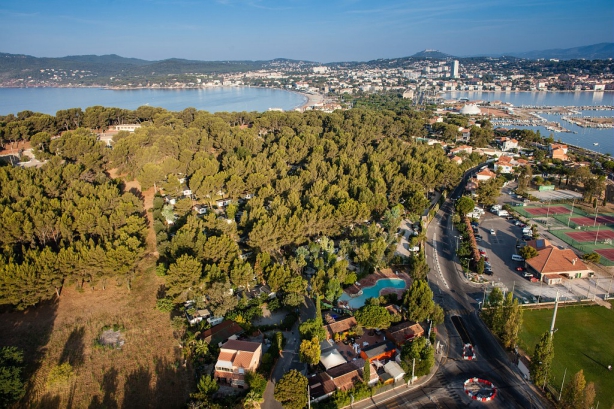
[
  {"left": 0, "top": 173, "right": 192, "bottom": 408},
  {"left": 0, "top": 257, "right": 192, "bottom": 409}
]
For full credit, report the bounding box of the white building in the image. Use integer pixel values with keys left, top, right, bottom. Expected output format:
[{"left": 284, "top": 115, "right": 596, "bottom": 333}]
[
  {"left": 115, "top": 124, "right": 142, "bottom": 132},
  {"left": 451, "top": 60, "right": 459, "bottom": 78}
]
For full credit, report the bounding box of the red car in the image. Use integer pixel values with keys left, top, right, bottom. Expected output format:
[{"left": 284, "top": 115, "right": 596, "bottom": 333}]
[{"left": 516, "top": 267, "right": 525, "bottom": 271}]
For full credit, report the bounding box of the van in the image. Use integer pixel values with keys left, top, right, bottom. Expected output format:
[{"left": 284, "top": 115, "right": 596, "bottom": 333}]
[
  {"left": 497, "top": 210, "right": 509, "bottom": 217},
  {"left": 512, "top": 254, "right": 525, "bottom": 261},
  {"left": 522, "top": 228, "right": 532, "bottom": 235}
]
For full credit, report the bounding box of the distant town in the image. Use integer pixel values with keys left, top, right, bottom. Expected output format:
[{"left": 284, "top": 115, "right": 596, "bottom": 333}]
[{"left": 1, "top": 52, "right": 613, "bottom": 98}]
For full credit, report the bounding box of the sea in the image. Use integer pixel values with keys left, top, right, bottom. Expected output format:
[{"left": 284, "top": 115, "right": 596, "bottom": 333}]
[
  {"left": 0, "top": 86, "right": 307, "bottom": 116},
  {"left": 0, "top": 88, "right": 611, "bottom": 155},
  {"left": 443, "top": 91, "right": 614, "bottom": 155}
]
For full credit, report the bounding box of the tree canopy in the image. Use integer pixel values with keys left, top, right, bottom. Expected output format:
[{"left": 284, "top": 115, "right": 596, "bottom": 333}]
[{"left": 274, "top": 369, "right": 308, "bottom": 409}]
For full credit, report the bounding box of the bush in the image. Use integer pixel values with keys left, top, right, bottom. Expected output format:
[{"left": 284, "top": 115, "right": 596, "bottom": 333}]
[
  {"left": 47, "top": 363, "right": 73, "bottom": 386},
  {"left": 246, "top": 371, "right": 267, "bottom": 398},
  {"left": 156, "top": 298, "right": 175, "bottom": 312}
]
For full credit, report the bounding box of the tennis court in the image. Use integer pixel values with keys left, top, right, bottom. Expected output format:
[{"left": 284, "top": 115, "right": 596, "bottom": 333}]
[
  {"left": 565, "top": 230, "right": 614, "bottom": 242},
  {"left": 570, "top": 215, "right": 614, "bottom": 226},
  {"left": 524, "top": 206, "right": 571, "bottom": 216},
  {"left": 596, "top": 249, "right": 614, "bottom": 263}
]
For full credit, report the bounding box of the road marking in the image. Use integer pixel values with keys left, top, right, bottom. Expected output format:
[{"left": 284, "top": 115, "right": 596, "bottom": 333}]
[{"left": 432, "top": 235, "right": 449, "bottom": 290}]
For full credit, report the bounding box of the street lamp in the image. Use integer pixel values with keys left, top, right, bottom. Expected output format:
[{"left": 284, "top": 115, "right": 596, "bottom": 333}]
[{"left": 454, "top": 236, "right": 459, "bottom": 252}]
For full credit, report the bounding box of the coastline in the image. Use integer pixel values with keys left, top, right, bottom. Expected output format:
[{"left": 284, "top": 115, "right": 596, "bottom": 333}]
[{"left": 0, "top": 84, "right": 325, "bottom": 112}]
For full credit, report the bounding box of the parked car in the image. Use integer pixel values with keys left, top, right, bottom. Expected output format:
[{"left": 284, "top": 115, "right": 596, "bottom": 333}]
[
  {"left": 490, "top": 229, "right": 496, "bottom": 235},
  {"left": 479, "top": 248, "right": 486, "bottom": 255},
  {"left": 512, "top": 254, "right": 525, "bottom": 261},
  {"left": 475, "top": 234, "right": 483, "bottom": 240},
  {"left": 523, "top": 272, "right": 533, "bottom": 278},
  {"left": 516, "top": 267, "right": 525, "bottom": 271},
  {"left": 475, "top": 237, "right": 482, "bottom": 242},
  {"left": 484, "top": 269, "right": 493, "bottom": 276}
]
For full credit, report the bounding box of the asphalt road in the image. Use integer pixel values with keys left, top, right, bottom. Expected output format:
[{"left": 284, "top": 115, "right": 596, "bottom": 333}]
[{"left": 422, "top": 173, "right": 550, "bottom": 409}]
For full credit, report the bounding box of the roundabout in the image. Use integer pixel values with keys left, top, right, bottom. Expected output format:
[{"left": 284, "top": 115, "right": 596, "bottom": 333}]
[{"left": 463, "top": 378, "right": 497, "bottom": 402}]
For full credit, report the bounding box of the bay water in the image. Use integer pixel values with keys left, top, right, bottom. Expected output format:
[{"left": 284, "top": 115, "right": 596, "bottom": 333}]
[
  {"left": 0, "top": 87, "right": 307, "bottom": 116},
  {"left": 444, "top": 91, "right": 614, "bottom": 155}
]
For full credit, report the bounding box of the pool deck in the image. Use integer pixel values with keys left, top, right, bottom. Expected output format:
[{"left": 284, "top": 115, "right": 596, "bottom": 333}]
[{"left": 344, "top": 268, "right": 411, "bottom": 297}]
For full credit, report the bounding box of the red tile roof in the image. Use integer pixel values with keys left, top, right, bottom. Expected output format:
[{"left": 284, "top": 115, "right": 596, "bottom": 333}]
[{"left": 526, "top": 247, "right": 591, "bottom": 274}]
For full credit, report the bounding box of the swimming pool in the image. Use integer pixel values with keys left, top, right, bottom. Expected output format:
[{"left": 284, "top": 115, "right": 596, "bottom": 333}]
[{"left": 338, "top": 278, "right": 407, "bottom": 309}]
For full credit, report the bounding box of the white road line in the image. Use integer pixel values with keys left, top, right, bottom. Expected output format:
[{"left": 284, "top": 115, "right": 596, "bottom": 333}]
[{"left": 432, "top": 234, "right": 450, "bottom": 290}]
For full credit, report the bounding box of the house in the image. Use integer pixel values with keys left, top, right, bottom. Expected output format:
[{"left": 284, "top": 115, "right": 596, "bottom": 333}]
[
  {"left": 494, "top": 160, "right": 514, "bottom": 174},
  {"left": 450, "top": 145, "right": 473, "bottom": 155},
  {"left": 476, "top": 169, "right": 496, "bottom": 181},
  {"left": 349, "top": 357, "right": 379, "bottom": 386},
  {"left": 525, "top": 240, "right": 592, "bottom": 283},
  {"left": 245, "top": 284, "right": 275, "bottom": 299},
  {"left": 323, "top": 316, "right": 357, "bottom": 340},
  {"left": 308, "top": 373, "right": 336, "bottom": 403},
  {"left": 457, "top": 128, "right": 471, "bottom": 142},
  {"left": 326, "top": 362, "right": 362, "bottom": 391},
  {"left": 216, "top": 198, "right": 233, "bottom": 207},
  {"left": 549, "top": 143, "right": 569, "bottom": 161},
  {"left": 185, "top": 307, "right": 210, "bottom": 326},
  {"left": 497, "top": 137, "right": 518, "bottom": 151},
  {"left": 114, "top": 124, "right": 142, "bottom": 132},
  {"left": 193, "top": 205, "right": 208, "bottom": 215},
  {"left": 551, "top": 148, "right": 569, "bottom": 161},
  {"left": 214, "top": 340, "right": 262, "bottom": 388},
  {"left": 383, "top": 361, "right": 406, "bottom": 383},
  {"left": 465, "top": 179, "right": 479, "bottom": 193},
  {"left": 385, "top": 321, "right": 425, "bottom": 346},
  {"left": 360, "top": 341, "right": 397, "bottom": 363},
  {"left": 200, "top": 320, "right": 243, "bottom": 346},
  {"left": 451, "top": 156, "right": 463, "bottom": 165}
]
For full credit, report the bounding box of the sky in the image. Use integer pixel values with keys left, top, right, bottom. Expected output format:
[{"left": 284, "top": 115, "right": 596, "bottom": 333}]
[{"left": 0, "top": 0, "right": 612, "bottom": 63}]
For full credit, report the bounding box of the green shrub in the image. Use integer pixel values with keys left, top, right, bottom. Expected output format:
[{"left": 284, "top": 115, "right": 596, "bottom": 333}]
[
  {"left": 156, "top": 298, "right": 175, "bottom": 312},
  {"left": 47, "top": 363, "right": 73, "bottom": 386}
]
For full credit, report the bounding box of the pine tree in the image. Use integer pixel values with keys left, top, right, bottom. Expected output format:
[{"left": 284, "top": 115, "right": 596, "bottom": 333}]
[{"left": 530, "top": 332, "right": 554, "bottom": 389}]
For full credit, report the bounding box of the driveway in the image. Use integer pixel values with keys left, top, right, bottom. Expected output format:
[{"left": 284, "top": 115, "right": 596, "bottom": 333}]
[{"left": 261, "top": 296, "right": 314, "bottom": 409}]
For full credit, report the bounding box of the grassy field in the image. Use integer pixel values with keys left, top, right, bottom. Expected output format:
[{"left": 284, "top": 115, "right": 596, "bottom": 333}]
[{"left": 519, "top": 303, "right": 614, "bottom": 408}]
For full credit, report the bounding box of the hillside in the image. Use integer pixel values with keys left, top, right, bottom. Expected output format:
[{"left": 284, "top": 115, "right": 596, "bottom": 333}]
[{"left": 505, "top": 43, "right": 614, "bottom": 60}]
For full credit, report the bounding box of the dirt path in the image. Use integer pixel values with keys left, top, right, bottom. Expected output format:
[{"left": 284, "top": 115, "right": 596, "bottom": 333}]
[{"left": 108, "top": 168, "right": 158, "bottom": 253}]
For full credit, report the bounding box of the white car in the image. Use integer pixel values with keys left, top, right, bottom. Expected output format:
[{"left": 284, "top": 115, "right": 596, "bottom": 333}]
[{"left": 490, "top": 229, "right": 496, "bottom": 235}]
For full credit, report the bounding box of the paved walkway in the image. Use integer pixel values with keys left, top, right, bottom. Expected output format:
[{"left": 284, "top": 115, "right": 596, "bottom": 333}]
[{"left": 261, "top": 297, "right": 314, "bottom": 409}]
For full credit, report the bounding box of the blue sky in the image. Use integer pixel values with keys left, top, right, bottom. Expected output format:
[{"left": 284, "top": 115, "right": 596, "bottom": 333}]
[{"left": 1, "top": 0, "right": 612, "bottom": 62}]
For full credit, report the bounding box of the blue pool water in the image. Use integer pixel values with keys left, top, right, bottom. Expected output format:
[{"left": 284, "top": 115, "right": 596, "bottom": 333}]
[{"left": 338, "top": 278, "right": 407, "bottom": 309}]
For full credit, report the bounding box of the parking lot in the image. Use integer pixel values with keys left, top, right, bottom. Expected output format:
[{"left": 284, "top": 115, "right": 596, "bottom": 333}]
[{"left": 468, "top": 196, "right": 581, "bottom": 305}]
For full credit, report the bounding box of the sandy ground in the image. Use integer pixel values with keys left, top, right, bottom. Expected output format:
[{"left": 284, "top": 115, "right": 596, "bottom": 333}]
[{"left": 297, "top": 92, "right": 324, "bottom": 110}]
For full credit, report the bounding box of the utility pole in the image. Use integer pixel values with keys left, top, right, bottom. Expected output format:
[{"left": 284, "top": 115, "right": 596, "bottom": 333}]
[
  {"left": 568, "top": 199, "right": 575, "bottom": 227},
  {"left": 550, "top": 291, "right": 559, "bottom": 338},
  {"left": 594, "top": 224, "right": 600, "bottom": 245},
  {"left": 307, "top": 382, "right": 311, "bottom": 409},
  {"left": 558, "top": 368, "right": 567, "bottom": 401},
  {"left": 411, "top": 358, "right": 416, "bottom": 385}
]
